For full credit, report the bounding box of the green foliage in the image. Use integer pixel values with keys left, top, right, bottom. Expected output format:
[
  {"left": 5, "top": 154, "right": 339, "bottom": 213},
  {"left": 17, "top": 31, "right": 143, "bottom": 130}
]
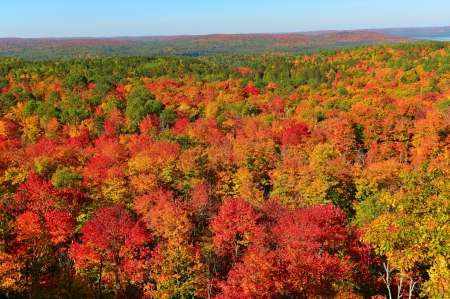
[
  {"left": 23, "top": 100, "right": 40, "bottom": 117},
  {"left": 434, "top": 99, "right": 450, "bottom": 112},
  {"left": 51, "top": 168, "right": 82, "bottom": 189},
  {"left": 0, "top": 93, "right": 15, "bottom": 110},
  {"left": 337, "top": 85, "right": 348, "bottom": 95},
  {"left": 227, "top": 100, "right": 260, "bottom": 117},
  {"left": 125, "top": 87, "right": 164, "bottom": 126},
  {"left": 353, "top": 193, "right": 389, "bottom": 226},
  {"left": 159, "top": 108, "right": 176, "bottom": 129},
  {"left": 63, "top": 73, "right": 88, "bottom": 89},
  {"left": 0, "top": 77, "right": 8, "bottom": 89},
  {"left": 335, "top": 99, "right": 352, "bottom": 111}
]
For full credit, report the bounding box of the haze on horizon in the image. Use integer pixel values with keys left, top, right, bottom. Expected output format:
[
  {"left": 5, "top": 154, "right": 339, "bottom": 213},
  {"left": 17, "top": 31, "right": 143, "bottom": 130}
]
[{"left": 2, "top": 0, "right": 449, "bottom": 38}]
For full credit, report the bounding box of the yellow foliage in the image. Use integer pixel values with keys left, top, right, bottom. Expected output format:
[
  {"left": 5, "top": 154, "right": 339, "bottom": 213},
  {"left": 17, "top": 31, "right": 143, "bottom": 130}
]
[
  {"left": 0, "top": 249, "right": 22, "bottom": 292},
  {"left": 21, "top": 116, "right": 41, "bottom": 143},
  {"left": 354, "top": 160, "right": 407, "bottom": 200},
  {"left": 302, "top": 178, "right": 330, "bottom": 205},
  {"left": 332, "top": 289, "right": 363, "bottom": 299},
  {"left": 216, "top": 170, "right": 236, "bottom": 198},
  {"left": 129, "top": 173, "right": 160, "bottom": 194},
  {"left": 124, "top": 83, "right": 133, "bottom": 93},
  {"left": 127, "top": 144, "right": 179, "bottom": 193},
  {"left": 271, "top": 150, "right": 331, "bottom": 208},
  {"left": 233, "top": 167, "right": 264, "bottom": 206},
  {"left": 34, "top": 157, "right": 51, "bottom": 175},
  {"left": 422, "top": 256, "right": 450, "bottom": 298},
  {"left": 79, "top": 118, "right": 95, "bottom": 133},
  {"left": 393, "top": 87, "right": 416, "bottom": 97},
  {"left": 310, "top": 143, "right": 341, "bottom": 175},
  {"left": 67, "top": 125, "right": 80, "bottom": 138},
  {"left": 128, "top": 153, "right": 154, "bottom": 174},
  {"left": 101, "top": 176, "right": 129, "bottom": 204},
  {"left": 43, "top": 117, "right": 60, "bottom": 139},
  {"left": 177, "top": 102, "right": 200, "bottom": 119},
  {"left": 205, "top": 101, "right": 220, "bottom": 118},
  {"left": 5, "top": 102, "right": 25, "bottom": 123},
  {"left": 1, "top": 167, "right": 28, "bottom": 187},
  {"left": 216, "top": 91, "right": 239, "bottom": 104},
  {"left": 0, "top": 121, "right": 7, "bottom": 137}
]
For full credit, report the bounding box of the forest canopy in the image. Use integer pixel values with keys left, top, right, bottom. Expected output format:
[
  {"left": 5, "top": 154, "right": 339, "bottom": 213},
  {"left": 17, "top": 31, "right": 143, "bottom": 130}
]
[{"left": 1, "top": 41, "right": 450, "bottom": 298}]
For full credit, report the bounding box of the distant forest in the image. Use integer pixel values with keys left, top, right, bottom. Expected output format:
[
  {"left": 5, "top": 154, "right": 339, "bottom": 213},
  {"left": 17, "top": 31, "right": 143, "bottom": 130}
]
[
  {"left": 1, "top": 27, "right": 449, "bottom": 60},
  {"left": 0, "top": 30, "right": 412, "bottom": 60}
]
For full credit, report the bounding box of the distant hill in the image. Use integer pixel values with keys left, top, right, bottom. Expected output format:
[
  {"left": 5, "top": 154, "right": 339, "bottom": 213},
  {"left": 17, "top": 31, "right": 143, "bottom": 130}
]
[
  {"left": 306, "top": 31, "right": 409, "bottom": 43},
  {"left": 0, "top": 29, "right": 429, "bottom": 60},
  {"left": 368, "top": 26, "right": 450, "bottom": 38}
]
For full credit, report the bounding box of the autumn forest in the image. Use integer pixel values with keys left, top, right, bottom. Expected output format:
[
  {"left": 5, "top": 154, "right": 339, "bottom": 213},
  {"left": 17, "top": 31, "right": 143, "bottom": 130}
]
[{"left": 1, "top": 40, "right": 450, "bottom": 298}]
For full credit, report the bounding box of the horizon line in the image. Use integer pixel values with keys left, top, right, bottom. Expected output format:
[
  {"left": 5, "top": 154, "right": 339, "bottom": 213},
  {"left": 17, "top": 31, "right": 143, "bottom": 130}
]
[{"left": 0, "top": 25, "right": 449, "bottom": 39}]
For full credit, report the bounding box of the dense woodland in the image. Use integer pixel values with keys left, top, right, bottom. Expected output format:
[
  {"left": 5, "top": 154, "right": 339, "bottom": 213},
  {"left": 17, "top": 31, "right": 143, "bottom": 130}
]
[
  {"left": 1, "top": 41, "right": 450, "bottom": 298},
  {"left": 0, "top": 31, "right": 409, "bottom": 60}
]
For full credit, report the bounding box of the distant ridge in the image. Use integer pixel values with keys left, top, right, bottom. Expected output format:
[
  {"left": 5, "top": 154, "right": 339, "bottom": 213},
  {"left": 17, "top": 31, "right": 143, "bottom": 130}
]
[
  {"left": 300, "top": 26, "right": 450, "bottom": 38},
  {"left": 0, "top": 26, "right": 447, "bottom": 60},
  {"left": 304, "top": 31, "right": 409, "bottom": 43},
  {"left": 368, "top": 26, "right": 450, "bottom": 38}
]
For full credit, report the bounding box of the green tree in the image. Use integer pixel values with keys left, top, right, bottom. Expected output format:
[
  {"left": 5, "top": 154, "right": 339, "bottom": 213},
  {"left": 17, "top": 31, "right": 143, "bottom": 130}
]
[
  {"left": 125, "top": 87, "right": 164, "bottom": 127},
  {"left": 63, "top": 73, "right": 88, "bottom": 90}
]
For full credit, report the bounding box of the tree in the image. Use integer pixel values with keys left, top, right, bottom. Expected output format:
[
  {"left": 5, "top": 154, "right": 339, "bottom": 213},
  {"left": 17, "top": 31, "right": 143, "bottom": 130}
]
[
  {"left": 125, "top": 87, "right": 164, "bottom": 127},
  {"left": 0, "top": 174, "right": 83, "bottom": 297},
  {"left": 210, "top": 198, "right": 260, "bottom": 262},
  {"left": 362, "top": 148, "right": 450, "bottom": 297},
  {"left": 70, "top": 204, "right": 152, "bottom": 298},
  {"left": 63, "top": 73, "right": 88, "bottom": 90},
  {"left": 214, "top": 203, "right": 362, "bottom": 298},
  {"left": 134, "top": 190, "right": 204, "bottom": 298},
  {"left": 270, "top": 204, "right": 351, "bottom": 298}
]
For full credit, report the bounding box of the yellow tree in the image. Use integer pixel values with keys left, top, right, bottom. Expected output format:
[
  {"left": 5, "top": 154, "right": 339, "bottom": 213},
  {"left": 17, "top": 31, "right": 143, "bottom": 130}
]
[
  {"left": 363, "top": 155, "right": 450, "bottom": 298},
  {"left": 134, "top": 190, "right": 204, "bottom": 298}
]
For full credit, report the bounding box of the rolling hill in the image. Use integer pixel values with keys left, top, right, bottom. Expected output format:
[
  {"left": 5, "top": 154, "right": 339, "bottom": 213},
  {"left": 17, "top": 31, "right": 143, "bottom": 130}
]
[
  {"left": 369, "top": 26, "right": 450, "bottom": 38},
  {"left": 0, "top": 31, "right": 412, "bottom": 60}
]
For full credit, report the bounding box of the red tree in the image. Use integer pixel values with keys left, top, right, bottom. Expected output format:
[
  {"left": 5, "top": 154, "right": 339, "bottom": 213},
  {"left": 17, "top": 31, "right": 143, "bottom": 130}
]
[{"left": 70, "top": 204, "right": 152, "bottom": 298}]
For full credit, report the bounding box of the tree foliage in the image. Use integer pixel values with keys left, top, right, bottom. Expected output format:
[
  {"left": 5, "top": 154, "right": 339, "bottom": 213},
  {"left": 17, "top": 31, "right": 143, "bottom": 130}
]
[{"left": 1, "top": 41, "right": 450, "bottom": 298}]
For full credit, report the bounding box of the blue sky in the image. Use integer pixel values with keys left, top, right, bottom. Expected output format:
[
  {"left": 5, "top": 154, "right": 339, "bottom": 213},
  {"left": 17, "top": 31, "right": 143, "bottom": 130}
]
[{"left": 1, "top": 0, "right": 449, "bottom": 38}]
